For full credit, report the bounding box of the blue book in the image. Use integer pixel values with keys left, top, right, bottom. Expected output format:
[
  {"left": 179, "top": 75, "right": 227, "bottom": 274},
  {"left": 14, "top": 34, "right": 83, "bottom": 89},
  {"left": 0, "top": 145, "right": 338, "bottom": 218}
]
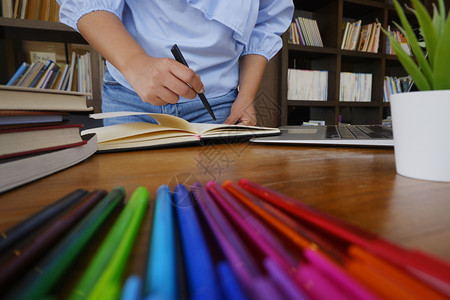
[
  {"left": 6, "top": 62, "right": 29, "bottom": 86},
  {"left": 174, "top": 184, "right": 223, "bottom": 300}
]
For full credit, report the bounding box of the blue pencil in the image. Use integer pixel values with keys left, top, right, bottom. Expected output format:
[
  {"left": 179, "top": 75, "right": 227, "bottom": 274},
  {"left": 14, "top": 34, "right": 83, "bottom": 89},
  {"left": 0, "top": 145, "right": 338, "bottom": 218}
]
[
  {"left": 121, "top": 275, "right": 143, "bottom": 300},
  {"left": 174, "top": 184, "right": 223, "bottom": 300},
  {"left": 190, "top": 182, "right": 249, "bottom": 300},
  {"left": 145, "top": 185, "right": 177, "bottom": 300}
]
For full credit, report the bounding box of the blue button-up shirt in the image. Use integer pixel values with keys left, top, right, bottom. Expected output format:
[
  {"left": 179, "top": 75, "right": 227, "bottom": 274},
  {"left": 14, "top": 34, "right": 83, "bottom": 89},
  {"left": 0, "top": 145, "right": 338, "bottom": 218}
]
[{"left": 58, "top": 0, "right": 294, "bottom": 102}]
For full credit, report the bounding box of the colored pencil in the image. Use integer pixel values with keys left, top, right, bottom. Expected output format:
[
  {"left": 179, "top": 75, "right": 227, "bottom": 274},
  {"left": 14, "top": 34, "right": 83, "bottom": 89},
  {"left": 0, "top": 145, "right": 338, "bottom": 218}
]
[
  {"left": 84, "top": 186, "right": 149, "bottom": 300},
  {"left": 191, "top": 182, "right": 247, "bottom": 300},
  {"left": 222, "top": 180, "right": 377, "bottom": 300},
  {"left": 0, "top": 189, "right": 106, "bottom": 290},
  {"left": 173, "top": 183, "right": 223, "bottom": 300},
  {"left": 0, "top": 188, "right": 88, "bottom": 256},
  {"left": 69, "top": 186, "right": 148, "bottom": 300},
  {"left": 145, "top": 185, "right": 177, "bottom": 300},
  {"left": 121, "top": 275, "right": 143, "bottom": 300},
  {"left": 8, "top": 186, "right": 126, "bottom": 300},
  {"left": 206, "top": 181, "right": 305, "bottom": 293},
  {"left": 238, "top": 178, "right": 450, "bottom": 292},
  {"left": 195, "top": 181, "right": 281, "bottom": 299}
]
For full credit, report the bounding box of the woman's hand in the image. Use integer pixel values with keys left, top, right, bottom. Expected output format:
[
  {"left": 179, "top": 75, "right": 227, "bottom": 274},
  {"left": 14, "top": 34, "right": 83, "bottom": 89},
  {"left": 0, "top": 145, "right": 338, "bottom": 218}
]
[
  {"left": 78, "top": 11, "right": 204, "bottom": 106},
  {"left": 223, "top": 54, "right": 268, "bottom": 126},
  {"left": 224, "top": 95, "right": 257, "bottom": 125},
  {"left": 123, "top": 54, "right": 205, "bottom": 105}
]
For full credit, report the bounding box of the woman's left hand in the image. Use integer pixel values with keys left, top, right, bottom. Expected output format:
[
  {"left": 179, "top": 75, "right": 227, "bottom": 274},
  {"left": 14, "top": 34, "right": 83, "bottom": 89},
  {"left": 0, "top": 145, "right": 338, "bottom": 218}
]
[{"left": 223, "top": 96, "right": 257, "bottom": 126}]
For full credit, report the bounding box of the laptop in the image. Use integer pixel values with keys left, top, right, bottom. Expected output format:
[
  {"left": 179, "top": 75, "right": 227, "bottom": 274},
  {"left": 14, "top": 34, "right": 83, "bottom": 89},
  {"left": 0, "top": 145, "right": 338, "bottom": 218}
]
[{"left": 250, "top": 124, "right": 394, "bottom": 147}]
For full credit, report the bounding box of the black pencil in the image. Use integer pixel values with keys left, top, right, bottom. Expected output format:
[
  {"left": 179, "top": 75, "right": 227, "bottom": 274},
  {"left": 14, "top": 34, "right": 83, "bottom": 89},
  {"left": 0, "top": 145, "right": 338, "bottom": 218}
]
[
  {"left": 171, "top": 44, "right": 216, "bottom": 122},
  {"left": 0, "top": 189, "right": 107, "bottom": 290},
  {"left": 0, "top": 189, "right": 88, "bottom": 256}
]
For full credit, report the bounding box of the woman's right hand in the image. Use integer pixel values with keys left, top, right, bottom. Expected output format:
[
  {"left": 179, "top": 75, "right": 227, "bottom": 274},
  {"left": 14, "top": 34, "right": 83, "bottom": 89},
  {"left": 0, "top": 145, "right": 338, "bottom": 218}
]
[
  {"left": 123, "top": 53, "right": 205, "bottom": 106},
  {"left": 77, "top": 11, "right": 204, "bottom": 106}
]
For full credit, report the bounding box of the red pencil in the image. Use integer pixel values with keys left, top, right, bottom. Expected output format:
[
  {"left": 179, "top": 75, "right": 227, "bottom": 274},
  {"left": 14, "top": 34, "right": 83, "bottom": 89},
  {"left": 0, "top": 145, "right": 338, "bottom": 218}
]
[{"left": 238, "top": 178, "right": 450, "bottom": 295}]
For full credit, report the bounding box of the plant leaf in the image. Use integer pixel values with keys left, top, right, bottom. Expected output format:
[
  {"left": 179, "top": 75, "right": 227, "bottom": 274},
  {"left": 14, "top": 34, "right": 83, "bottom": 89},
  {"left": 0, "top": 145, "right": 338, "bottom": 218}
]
[
  {"left": 380, "top": 25, "right": 431, "bottom": 90},
  {"left": 438, "top": 0, "right": 446, "bottom": 33},
  {"left": 392, "top": 0, "right": 433, "bottom": 86},
  {"left": 433, "top": 8, "right": 450, "bottom": 90},
  {"left": 432, "top": 4, "right": 442, "bottom": 36},
  {"left": 410, "top": 0, "right": 438, "bottom": 66}
]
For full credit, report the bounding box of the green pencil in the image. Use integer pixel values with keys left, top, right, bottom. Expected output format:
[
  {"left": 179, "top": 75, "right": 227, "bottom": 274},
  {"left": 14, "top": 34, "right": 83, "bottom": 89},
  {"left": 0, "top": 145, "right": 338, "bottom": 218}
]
[
  {"left": 69, "top": 186, "right": 149, "bottom": 300},
  {"left": 86, "top": 186, "right": 149, "bottom": 300},
  {"left": 9, "top": 186, "right": 126, "bottom": 300}
]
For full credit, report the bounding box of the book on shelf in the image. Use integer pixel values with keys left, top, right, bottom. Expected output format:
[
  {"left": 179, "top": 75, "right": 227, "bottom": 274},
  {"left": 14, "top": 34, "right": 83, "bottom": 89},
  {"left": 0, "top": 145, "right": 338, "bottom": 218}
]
[
  {"left": 348, "top": 20, "right": 362, "bottom": 51},
  {"left": 81, "top": 112, "right": 281, "bottom": 152},
  {"left": 385, "top": 26, "right": 411, "bottom": 55},
  {"left": 2, "top": 0, "right": 60, "bottom": 21},
  {"left": 357, "top": 23, "right": 371, "bottom": 51},
  {"left": 6, "top": 62, "right": 30, "bottom": 86},
  {"left": 0, "top": 124, "right": 86, "bottom": 160},
  {"left": 383, "top": 75, "right": 411, "bottom": 102},
  {"left": 0, "top": 85, "right": 92, "bottom": 112},
  {"left": 15, "top": 61, "right": 45, "bottom": 87},
  {"left": 287, "top": 69, "right": 328, "bottom": 101},
  {"left": 0, "top": 134, "right": 97, "bottom": 193},
  {"left": 6, "top": 52, "right": 92, "bottom": 94},
  {"left": 341, "top": 21, "right": 380, "bottom": 53},
  {"left": 339, "top": 72, "right": 372, "bottom": 102},
  {"left": 289, "top": 16, "right": 323, "bottom": 47}
]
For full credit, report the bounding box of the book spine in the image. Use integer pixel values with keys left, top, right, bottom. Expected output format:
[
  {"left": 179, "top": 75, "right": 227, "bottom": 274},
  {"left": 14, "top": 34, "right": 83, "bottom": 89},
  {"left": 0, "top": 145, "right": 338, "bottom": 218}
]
[
  {"left": 6, "top": 62, "right": 29, "bottom": 86},
  {"left": 30, "top": 59, "right": 53, "bottom": 88}
]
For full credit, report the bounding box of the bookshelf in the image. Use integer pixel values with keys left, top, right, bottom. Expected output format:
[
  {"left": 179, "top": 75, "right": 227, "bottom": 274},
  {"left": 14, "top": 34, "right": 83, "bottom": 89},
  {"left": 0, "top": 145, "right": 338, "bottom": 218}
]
[
  {"left": 281, "top": 0, "right": 449, "bottom": 126},
  {"left": 0, "top": 17, "right": 103, "bottom": 112}
]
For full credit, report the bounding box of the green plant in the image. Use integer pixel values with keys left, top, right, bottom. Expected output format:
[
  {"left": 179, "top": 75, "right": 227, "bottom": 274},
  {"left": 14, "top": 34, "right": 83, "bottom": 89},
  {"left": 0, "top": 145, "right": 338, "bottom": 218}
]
[{"left": 381, "top": 0, "right": 450, "bottom": 90}]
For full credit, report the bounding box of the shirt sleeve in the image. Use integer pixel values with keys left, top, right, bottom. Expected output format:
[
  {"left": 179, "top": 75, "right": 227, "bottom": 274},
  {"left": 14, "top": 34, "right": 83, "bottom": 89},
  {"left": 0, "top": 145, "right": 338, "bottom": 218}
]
[
  {"left": 56, "top": 0, "right": 126, "bottom": 31},
  {"left": 242, "top": 0, "right": 294, "bottom": 61}
]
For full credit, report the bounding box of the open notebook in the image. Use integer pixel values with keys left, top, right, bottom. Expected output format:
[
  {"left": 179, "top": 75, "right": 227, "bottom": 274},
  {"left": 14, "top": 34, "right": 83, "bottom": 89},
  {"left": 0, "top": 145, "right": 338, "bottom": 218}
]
[
  {"left": 250, "top": 125, "right": 394, "bottom": 147},
  {"left": 81, "top": 112, "right": 281, "bottom": 152}
]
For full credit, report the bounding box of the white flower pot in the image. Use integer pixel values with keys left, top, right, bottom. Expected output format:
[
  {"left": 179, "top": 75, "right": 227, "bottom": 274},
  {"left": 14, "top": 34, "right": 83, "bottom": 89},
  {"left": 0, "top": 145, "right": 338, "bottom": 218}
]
[{"left": 390, "top": 90, "right": 450, "bottom": 182}]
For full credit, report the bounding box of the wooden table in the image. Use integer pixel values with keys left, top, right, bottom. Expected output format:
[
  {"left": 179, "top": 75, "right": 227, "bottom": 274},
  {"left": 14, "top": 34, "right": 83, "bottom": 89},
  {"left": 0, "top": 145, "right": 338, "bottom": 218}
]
[{"left": 1, "top": 143, "right": 449, "bottom": 294}]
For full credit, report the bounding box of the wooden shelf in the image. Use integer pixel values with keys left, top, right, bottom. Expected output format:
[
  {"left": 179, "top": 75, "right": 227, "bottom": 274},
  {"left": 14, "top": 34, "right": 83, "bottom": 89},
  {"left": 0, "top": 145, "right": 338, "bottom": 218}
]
[
  {"left": 280, "top": 0, "right": 448, "bottom": 126},
  {"left": 0, "top": 17, "right": 102, "bottom": 112},
  {"left": 0, "top": 17, "right": 85, "bottom": 43}
]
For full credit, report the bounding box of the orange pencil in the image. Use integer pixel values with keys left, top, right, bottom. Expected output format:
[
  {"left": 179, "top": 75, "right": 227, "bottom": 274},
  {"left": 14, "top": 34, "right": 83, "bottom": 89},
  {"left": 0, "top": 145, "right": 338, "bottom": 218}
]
[
  {"left": 346, "top": 259, "right": 417, "bottom": 300},
  {"left": 348, "top": 245, "right": 447, "bottom": 300},
  {"left": 222, "top": 180, "right": 313, "bottom": 251}
]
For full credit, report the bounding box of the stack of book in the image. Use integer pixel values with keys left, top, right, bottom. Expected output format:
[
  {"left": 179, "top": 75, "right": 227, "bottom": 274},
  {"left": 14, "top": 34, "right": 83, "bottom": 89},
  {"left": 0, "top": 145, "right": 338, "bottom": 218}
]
[
  {"left": 0, "top": 86, "right": 97, "bottom": 193},
  {"left": 289, "top": 16, "right": 324, "bottom": 47},
  {"left": 383, "top": 75, "right": 412, "bottom": 102},
  {"left": 287, "top": 69, "right": 328, "bottom": 101},
  {"left": 1, "top": 0, "right": 60, "bottom": 21},
  {"left": 6, "top": 53, "right": 92, "bottom": 95},
  {"left": 339, "top": 72, "right": 372, "bottom": 102},
  {"left": 341, "top": 21, "right": 381, "bottom": 53}
]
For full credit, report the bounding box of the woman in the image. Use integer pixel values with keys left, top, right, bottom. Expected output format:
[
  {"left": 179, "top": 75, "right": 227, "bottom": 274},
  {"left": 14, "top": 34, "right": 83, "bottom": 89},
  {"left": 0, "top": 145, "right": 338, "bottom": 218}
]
[{"left": 57, "top": 0, "right": 294, "bottom": 125}]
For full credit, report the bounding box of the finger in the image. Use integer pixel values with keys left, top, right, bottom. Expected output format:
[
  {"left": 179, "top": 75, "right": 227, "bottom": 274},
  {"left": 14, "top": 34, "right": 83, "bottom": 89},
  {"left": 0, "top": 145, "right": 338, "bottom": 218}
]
[
  {"left": 170, "top": 61, "right": 205, "bottom": 94},
  {"left": 236, "top": 115, "right": 256, "bottom": 126},
  {"left": 139, "top": 86, "right": 179, "bottom": 105},
  {"left": 223, "top": 114, "right": 239, "bottom": 125},
  {"left": 158, "top": 86, "right": 180, "bottom": 104},
  {"left": 164, "top": 73, "right": 197, "bottom": 100}
]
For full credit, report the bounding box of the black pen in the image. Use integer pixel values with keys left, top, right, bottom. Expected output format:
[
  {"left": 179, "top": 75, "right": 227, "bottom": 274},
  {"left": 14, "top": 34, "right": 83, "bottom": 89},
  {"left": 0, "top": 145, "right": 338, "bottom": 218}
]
[{"left": 171, "top": 44, "right": 216, "bottom": 122}]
